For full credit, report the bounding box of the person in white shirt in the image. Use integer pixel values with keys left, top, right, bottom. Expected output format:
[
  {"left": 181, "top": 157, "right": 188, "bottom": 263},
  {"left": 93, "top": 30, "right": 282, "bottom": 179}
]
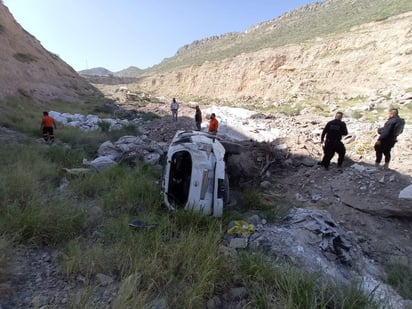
[{"left": 170, "top": 98, "right": 179, "bottom": 122}]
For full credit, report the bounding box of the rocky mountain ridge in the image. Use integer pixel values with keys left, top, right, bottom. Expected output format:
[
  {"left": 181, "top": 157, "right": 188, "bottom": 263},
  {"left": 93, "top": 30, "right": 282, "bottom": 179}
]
[
  {"left": 147, "top": 0, "right": 412, "bottom": 73},
  {"left": 129, "top": 10, "right": 412, "bottom": 108}
]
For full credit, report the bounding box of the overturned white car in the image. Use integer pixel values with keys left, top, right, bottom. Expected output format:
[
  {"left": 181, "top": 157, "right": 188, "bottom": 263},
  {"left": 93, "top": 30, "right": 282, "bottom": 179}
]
[{"left": 162, "top": 130, "right": 238, "bottom": 217}]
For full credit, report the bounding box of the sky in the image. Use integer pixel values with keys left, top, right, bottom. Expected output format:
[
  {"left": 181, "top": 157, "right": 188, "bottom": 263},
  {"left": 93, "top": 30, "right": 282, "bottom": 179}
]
[{"left": 4, "top": 0, "right": 318, "bottom": 72}]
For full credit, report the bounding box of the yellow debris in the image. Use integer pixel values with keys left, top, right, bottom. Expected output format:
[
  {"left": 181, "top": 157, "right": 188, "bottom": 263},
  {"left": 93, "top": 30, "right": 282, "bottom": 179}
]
[{"left": 227, "top": 220, "right": 255, "bottom": 235}]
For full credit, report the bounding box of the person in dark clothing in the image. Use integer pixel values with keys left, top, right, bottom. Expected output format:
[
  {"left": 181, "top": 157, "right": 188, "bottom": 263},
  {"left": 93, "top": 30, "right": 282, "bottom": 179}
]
[
  {"left": 195, "top": 105, "right": 202, "bottom": 131},
  {"left": 374, "top": 108, "right": 401, "bottom": 169},
  {"left": 320, "top": 112, "right": 348, "bottom": 170}
]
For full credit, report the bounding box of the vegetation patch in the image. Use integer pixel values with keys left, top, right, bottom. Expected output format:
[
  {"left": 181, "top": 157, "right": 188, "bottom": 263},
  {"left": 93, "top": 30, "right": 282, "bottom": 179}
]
[
  {"left": 236, "top": 252, "right": 378, "bottom": 308},
  {"left": 384, "top": 261, "right": 412, "bottom": 299},
  {"left": 97, "top": 120, "right": 111, "bottom": 132},
  {"left": 237, "top": 187, "right": 292, "bottom": 222},
  {"left": 13, "top": 52, "right": 39, "bottom": 63},
  {"left": 0, "top": 144, "right": 88, "bottom": 245},
  {"left": 142, "top": 111, "right": 161, "bottom": 121}
]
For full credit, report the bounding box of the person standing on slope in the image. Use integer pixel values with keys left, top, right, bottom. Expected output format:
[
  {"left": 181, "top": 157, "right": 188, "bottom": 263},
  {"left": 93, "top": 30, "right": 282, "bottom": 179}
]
[
  {"left": 195, "top": 105, "right": 202, "bottom": 131},
  {"left": 208, "top": 113, "right": 219, "bottom": 135},
  {"left": 319, "top": 112, "right": 348, "bottom": 170},
  {"left": 170, "top": 98, "right": 179, "bottom": 122},
  {"left": 374, "top": 108, "right": 404, "bottom": 169}
]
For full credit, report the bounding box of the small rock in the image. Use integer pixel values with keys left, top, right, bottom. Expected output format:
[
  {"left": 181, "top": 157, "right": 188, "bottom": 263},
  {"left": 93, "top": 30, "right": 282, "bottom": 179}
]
[
  {"left": 399, "top": 184, "right": 412, "bottom": 199},
  {"left": 32, "top": 295, "right": 48, "bottom": 307},
  {"left": 96, "top": 273, "right": 114, "bottom": 286},
  {"left": 229, "top": 287, "right": 248, "bottom": 301},
  {"left": 229, "top": 237, "right": 248, "bottom": 249},
  {"left": 144, "top": 297, "right": 168, "bottom": 309},
  {"left": 246, "top": 214, "right": 261, "bottom": 225},
  {"left": 295, "top": 193, "right": 307, "bottom": 202},
  {"left": 311, "top": 194, "right": 322, "bottom": 202},
  {"left": 274, "top": 144, "right": 288, "bottom": 150},
  {"left": 260, "top": 180, "right": 272, "bottom": 189},
  {"left": 206, "top": 296, "right": 222, "bottom": 309}
]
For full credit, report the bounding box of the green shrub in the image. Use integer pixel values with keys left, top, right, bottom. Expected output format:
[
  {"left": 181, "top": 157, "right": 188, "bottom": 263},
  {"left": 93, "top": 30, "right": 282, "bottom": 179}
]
[
  {"left": 239, "top": 187, "right": 263, "bottom": 210},
  {"left": 13, "top": 52, "right": 39, "bottom": 63},
  {"left": 68, "top": 171, "right": 111, "bottom": 199},
  {"left": 0, "top": 144, "right": 58, "bottom": 210},
  {"left": 352, "top": 110, "right": 363, "bottom": 119},
  {"left": 97, "top": 120, "right": 111, "bottom": 132},
  {"left": 44, "top": 146, "right": 86, "bottom": 168},
  {"left": 142, "top": 112, "right": 161, "bottom": 121},
  {"left": 60, "top": 240, "right": 113, "bottom": 281},
  {"left": 101, "top": 165, "right": 162, "bottom": 215},
  {"left": 56, "top": 127, "right": 107, "bottom": 155}
]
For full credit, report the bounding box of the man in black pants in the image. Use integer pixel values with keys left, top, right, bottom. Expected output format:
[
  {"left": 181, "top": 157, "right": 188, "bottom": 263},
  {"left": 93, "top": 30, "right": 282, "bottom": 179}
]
[
  {"left": 320, "top": 112, "right": 348, "bottom": 170},
  {"left": 374, "top": 108, "right": 402, "bottom": 169}
]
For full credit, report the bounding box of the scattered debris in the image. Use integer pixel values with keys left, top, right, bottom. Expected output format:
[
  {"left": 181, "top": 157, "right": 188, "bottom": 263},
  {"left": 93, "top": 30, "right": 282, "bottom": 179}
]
[{"left": 128, "top": 220, "right": 158, "bottom": 229}]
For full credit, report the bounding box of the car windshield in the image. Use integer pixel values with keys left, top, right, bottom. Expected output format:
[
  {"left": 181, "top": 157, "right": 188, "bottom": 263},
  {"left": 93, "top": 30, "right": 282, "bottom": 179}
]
[{"left": 167, "top": 150, "right": 192, "bottom": 207}]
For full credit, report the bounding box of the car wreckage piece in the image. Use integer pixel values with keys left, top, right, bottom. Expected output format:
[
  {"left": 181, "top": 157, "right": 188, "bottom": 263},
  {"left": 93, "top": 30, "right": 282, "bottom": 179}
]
[{"left": 162, "top": 130, "right": 238, "bottom": 217}]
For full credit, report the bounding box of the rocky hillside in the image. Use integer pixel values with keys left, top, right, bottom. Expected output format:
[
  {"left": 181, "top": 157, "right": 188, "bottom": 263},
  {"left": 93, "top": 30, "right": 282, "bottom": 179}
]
[
  {"left": 147, "top": 0, "right": 412, "bottom": 73},
  {"left": 0, "top": 3, "right": 97, "bottom": 102},
  {"left": 134, "top": 9, "right": 412, "bottom": 105}
]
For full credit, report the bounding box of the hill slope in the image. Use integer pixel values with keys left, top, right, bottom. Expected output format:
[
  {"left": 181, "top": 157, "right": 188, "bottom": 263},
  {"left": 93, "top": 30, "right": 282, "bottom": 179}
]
[
  {"left": 133, "top": 8, "right": 412, "bottom": 105},
  {"left": 147, "top": 0, "right": 412, "bottom": 73},
  {"left": 0, "top": 3, "right": 97, "bottom": 102}
]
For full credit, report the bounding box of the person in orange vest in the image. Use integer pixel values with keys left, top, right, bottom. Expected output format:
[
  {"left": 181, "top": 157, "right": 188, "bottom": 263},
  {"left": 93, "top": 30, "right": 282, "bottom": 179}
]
[
  {"left": 40, "top": 111, "right": 57, "bottom": 142},
  {"left": 208, "top": 113, "right": 219, "bottom": 135}
]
